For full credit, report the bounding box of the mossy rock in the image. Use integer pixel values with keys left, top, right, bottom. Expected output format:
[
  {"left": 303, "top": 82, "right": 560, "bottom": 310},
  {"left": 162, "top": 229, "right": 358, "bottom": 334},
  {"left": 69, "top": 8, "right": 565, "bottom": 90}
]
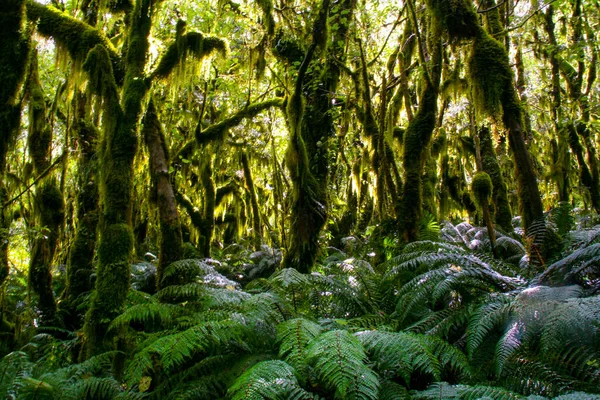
[{"left": 472, "top": 172, "right": 493, "bottom": 208}]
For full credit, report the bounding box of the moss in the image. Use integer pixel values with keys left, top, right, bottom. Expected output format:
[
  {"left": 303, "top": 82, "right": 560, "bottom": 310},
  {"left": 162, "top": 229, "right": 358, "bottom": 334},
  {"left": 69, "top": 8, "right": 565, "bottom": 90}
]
[
  {"left": 397, "top": 87, "right": 437, "bottom": 241},
  {"left": 1, "top": 0, "right": 30, "bottom": 176},
  {"left": 469, "top": 33, "right": 512, "bottom": 117},
  {"left": 272, "top": 29, "right": 305, "bottom": 65},
  {"left": 83, "top": 223, "right": 132, "bottom": 356},
  {"left": 26, "top": 1, "right": 124, "bottom": 81},
  {"left": 151, "top": 31, "right": 228, "bottom": 80},
  {"left": 471, "top": 172, "right": 493, "bottom": 209},
  {"left": 29, "top": 181, "right": 64, "bottom": 328},
  {"left": 255, "top": 0, "right": 275, "bottom": 35},
  {"left": 195, "top": 98, "right": 283, "bottom": 145},
  {"left": 427, "top": 0, "right": 479, "bottom": 39},
  {"left": 480, "top": 126, "right": 512, "bottom": 232}
]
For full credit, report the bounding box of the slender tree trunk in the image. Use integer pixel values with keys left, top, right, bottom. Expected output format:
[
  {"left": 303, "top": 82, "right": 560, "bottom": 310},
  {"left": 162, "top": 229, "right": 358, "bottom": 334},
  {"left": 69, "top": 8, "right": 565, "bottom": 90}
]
[
  {"left": 142, "top": 100, "right": 182, "bottom": 289},
  {"left": 479, "top": 126, "right": 513, "bottom": 232},
  {"left": 26, "top": 48, "right": 63, "bottom": 328},
  {"left": 201, "top": 160, "right": 215, "bottom": 258},
  {"left": 62, "top": 93, "right": 99, "bottom": 329},
  {"left": 241, "top": 152, "right": 262, "bottom": 248},
  {"left": 397, "top": 12, "right": 442, "bottom": 242},
  {"left": 0, "top": 0, "right": 30, "bottom": 289},
  {"left": 282, "top": 0, "right": 353, "bottom": 272}
]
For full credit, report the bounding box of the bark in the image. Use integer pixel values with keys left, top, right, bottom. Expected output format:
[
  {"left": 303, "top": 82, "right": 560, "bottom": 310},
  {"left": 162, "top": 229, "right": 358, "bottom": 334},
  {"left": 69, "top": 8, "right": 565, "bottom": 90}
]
[
  {"left": 63, "top": 93, "right": 99, "bottom": 330},
  {"left": 0, "top": 0, "right": 30, "bottom": 289},
  {"left": 241, "top": 152, "right": 262, "bottom": 248},
  {"left": 26, "top": 48, "right": 63, "bottom": 328},
  {"left": 143, "top": 100, "right": 182, "bottom": 289}
]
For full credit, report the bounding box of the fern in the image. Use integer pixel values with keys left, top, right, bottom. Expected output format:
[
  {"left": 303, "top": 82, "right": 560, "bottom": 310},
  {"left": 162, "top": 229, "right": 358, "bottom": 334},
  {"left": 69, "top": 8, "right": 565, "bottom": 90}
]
[
  {"left": 126, "top": 319, "right": 245, "bottom": 385},
  {"left": 307, "top": 330, "right": 379, "bottom": 400},
  {"left": 357, "top": 330, "right": 470, "bottom": 386},
  {"left": 276, "top": 318, "right": 322, "bottom": 382},
  {"left": 228, "top": 360, "right": 308, "bottom": 400},
  {"left": 109, "top": 303, "right": 182, "bottom": 332}
]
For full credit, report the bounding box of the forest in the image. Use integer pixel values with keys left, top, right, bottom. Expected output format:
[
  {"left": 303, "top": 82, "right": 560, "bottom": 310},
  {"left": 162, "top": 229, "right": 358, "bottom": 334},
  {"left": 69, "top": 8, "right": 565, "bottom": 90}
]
[{"left": 0, "top": 0, "right": 599, "bottom": 398}]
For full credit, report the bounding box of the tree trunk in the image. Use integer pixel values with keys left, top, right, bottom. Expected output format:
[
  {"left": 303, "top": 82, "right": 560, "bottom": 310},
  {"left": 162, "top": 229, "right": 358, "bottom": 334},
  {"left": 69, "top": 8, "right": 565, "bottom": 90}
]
[
  {"left": 0, "top": 0, "right": 30, "bottom": 289},
  {"left": 26, "top": 48, "right": 63, "bottom": 328},
  {"left": 62, "top": 93, "right": 99, "bottom": 330},
  {"left": 241, "top": 152, "right": 262, "bottom": 248},
  {"left": 143, "top": 100, "right": 182, "bottom": 289}
]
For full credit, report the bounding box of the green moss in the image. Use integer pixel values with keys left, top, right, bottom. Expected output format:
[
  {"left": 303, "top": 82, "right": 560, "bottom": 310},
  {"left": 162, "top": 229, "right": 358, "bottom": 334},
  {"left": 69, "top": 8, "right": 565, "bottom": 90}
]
[
  {"left": 26, "top": 1, "right": 123, "bottom": 80},
  {"left": 397, "top": 87, "right": 437, "bottom": 241},
  {"left": 427, "top": 0, "right": 480, "bottom": 39},
  {"left": 469, "top": 33, "right": 512, "bottom": 117},
  {"left": 272, "top": 29, "right": 305, "bottom": 65},
  {"left": 472, "top": 172, "right": 493, "bottom": 208},
  {"left": 151, "top": 31, "right": 228, "bottom": 80},
  {"left": 1, "top": 0, "right": 29, "bottom": 175}
]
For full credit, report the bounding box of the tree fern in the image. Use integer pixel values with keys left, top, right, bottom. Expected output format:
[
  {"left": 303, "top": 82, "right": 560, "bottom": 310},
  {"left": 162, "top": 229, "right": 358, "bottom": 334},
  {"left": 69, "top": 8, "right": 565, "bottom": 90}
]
[
  {"left": 307, "top": 330, "right": 379, "bottom": 400},
  {"left": 357, "top": 330, "right": 470, "bottom": 386},
  {"left": 125, "top": 319, "right": 245, "bottom": 385},
  {"left": 276, "top": 318, "right": 322, "bottom": 382},
  {"left": 228, "top": 360, "right": 311, "bottom": 400}
]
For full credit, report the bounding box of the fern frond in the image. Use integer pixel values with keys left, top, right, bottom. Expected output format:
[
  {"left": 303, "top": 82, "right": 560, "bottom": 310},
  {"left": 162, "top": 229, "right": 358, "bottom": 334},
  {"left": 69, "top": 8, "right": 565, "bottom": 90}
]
[
  {"left": 276, "top": 318, "right": 322, "bottom": 381},
  {"left": 553, "top": 392, "right": 600, "bottom": 399},
  {"left": 109, "top": 303, "right": 182, "bottom": 331},
  {"left": 307, "top": 330, "right": 379, "bottom": 400},
  {"left": 378, "top": 379, "right": 411, "bottom": 400},
  {"left": 540, "top": 296, "right": 600, "bottom": 356},
  {"left": 357, "top": 330, "right": 469, "bottom": 386},
  {"left": 227, "top": 360, "right": 305, "bottom": 400},
  {"left": 126, "top": 320, "right": 245, "bottom": 385},
  {"left": 539, "top": 244, "right": 600, "bottom": 284},
  {"left": 467, "top": 295, "right": 514, "bottom": 357},
  {"left": 455, "top": 383, "right": 523, "bottom": 399},
  {"left": 0, "top": 351, "right": 32, "bottom": 398}
]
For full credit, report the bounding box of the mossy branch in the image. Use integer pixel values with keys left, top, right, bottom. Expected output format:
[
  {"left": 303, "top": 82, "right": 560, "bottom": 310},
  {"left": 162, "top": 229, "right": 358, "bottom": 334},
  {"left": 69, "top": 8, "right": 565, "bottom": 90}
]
[
  {"left": 26, "top": 1, "right": 123, "bottom": 81},
  {"left": 194, "top": 98, "right": 284, "bottom": 145},
  {"left": 150, "top": 32, "right": 228, "bottom": 80}
]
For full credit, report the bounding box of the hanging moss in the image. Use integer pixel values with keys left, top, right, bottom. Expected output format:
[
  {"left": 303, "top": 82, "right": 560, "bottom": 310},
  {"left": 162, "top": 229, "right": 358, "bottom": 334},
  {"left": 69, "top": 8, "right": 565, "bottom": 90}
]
[
  {"left": 469, "top": 33, "right": 512, "bottom": 117},
  {"left": 195, "top": 98, "right": 284, "bottom": 145},
  {"left": 26, "top": 1, "right": 124, "bottom": 81},
  {"left": 471, "top": 172, "right": 493, "bottom": 208},
  {"left": 255, "top": 0, "right": 275, "bottom": 36},
  {"left": 426, "top": 0, "right": 479, "bottom": 39},
  {"left": 272, "top": 29, "right": 305, "bottom": 65},
  {"left": 151, "top": 31, "right": 228, "bottom": 80}
]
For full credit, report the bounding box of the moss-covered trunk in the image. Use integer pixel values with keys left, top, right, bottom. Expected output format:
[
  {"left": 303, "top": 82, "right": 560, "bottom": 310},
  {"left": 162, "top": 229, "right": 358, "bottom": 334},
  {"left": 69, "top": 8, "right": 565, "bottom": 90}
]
[
  {"left": 62, "top": 0, "right": 100, "bottom": 330},
  {"left": 241, "top": 152, "right": 262, "bottom": 248},
  {"left": 0, "top": 0, "right": 30, "bottom": 288},
  {"left": 82, "top": 0, "right": 154, "bottom": 357},
  {"left": 479, "top": 126, "right": 513, "bottom": 232},
  {"left": 283, "top": 0, "right": 354, "bottom": 272},
  {"left": 142, "top": 100, "right": 182, "bottom": 289},
  {"left": 63, "top": 93, "right": 99, "bottom": 329},
  {"left": 26, "top": 48, "right": 64, "bottom": 328},
  {"left": 397, "top": 13, "right": 442, "bottom": 242}
]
